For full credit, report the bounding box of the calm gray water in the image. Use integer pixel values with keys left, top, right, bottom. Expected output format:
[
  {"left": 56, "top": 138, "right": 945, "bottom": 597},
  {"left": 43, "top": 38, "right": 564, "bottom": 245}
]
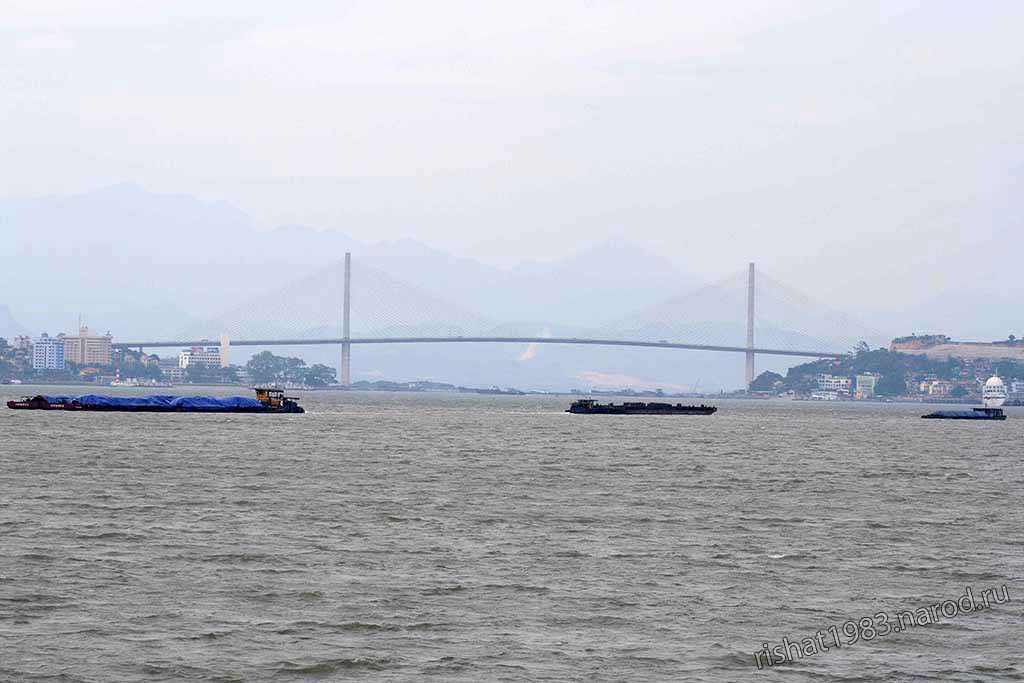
[{"left": 2, "top": 387, "right": 1022, "bottom": 681}]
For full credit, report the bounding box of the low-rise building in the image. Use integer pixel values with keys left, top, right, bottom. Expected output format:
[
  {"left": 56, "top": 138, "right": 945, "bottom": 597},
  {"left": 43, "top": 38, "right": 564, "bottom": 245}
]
[
  {"left": 178, "top": 346, "right": 222, "bottom": 369},
  {"left": 810, "top": 390, "right": 840, "bottom": 401},
  {"left": 855, "top": 373, "right": 878, "bottom": 398},
  {"left": 1011, "top": 380, "right": 1024, "bottom": 399},
  {"left": 32, "top": 333, "right": 65, "bottom": 370},
  {"left": 162, "top": 366, "right": 186, "bottom": 384},
  {"left": 817, "top": 374, "right": 851, "bottom": 394}
]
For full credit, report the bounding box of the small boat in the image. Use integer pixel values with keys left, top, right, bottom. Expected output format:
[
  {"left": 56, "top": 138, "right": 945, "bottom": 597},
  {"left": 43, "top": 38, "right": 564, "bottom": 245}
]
[
  {"left": 7, "top": 388, "right": 304, "bottom": 414},
  {"left": 922, "top": 407, "right": 1006, "bottom": 420},
  {"left": 567, "top": 399, "right": 716, "bottom": 415}
]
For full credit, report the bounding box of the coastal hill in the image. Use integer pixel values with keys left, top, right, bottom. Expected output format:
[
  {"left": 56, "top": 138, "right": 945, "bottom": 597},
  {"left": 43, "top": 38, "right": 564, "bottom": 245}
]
[
  {"left": 753, "top": 342, "right": 1024, "bottom": 398},
  {"left": 890, "top": 333, "right": 1024, "bottom": 361}
]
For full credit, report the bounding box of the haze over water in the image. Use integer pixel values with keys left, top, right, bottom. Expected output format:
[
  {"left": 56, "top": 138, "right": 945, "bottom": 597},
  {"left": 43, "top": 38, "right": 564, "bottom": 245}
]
[{"left": 2, "top": 388, "right": 1021, "bottom": 681}]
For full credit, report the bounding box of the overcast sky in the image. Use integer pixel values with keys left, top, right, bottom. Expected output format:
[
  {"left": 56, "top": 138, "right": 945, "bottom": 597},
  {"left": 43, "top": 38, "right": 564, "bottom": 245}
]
[{"left": 3, "top": 1, "right": 1022, "bottom": 298}]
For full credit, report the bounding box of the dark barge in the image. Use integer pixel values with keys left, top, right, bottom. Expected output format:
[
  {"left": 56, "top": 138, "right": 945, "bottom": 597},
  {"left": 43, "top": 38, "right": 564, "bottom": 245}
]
[
  {"left": 922, "top": 407, "right": 1006, "bottom": 420},
  {"left": 567, "top": 399, "right": 716, "bottom": 415},
  {"left": 7, "top": 388, "right": 304, "bottom": 414}
]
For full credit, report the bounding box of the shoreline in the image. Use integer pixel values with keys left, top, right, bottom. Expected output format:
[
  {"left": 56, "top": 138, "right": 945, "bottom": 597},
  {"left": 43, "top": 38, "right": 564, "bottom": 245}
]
[{"left": 0, "top": 381, "right": 1003, "bottom": 407}]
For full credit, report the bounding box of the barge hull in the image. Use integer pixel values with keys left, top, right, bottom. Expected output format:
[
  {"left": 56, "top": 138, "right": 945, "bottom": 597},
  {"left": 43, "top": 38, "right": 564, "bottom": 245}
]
[
  {"left": 567, "top": 399, "right": 716, "bottom": 415},
  {"left": 6, "top": 391, "right": 304, "bottom": 414},
  {"left": 7, "top": 401, "right": 303, "bottom": 414},
  {"left": 922, "top": 407, "right": 1006, "bottom": 420}
]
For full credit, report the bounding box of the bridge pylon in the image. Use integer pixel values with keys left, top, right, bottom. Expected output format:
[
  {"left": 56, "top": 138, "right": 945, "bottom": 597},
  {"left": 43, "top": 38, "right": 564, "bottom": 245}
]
[
  {"left": 341, "top": 251, "right": 351, "bottom": 386},
  {"left": 746, "top": 262, "right": 755, "bottom": 391}
]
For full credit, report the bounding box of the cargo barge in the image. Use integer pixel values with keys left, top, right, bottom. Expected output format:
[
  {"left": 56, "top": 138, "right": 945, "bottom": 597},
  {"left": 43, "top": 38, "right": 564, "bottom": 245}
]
[
  {"left": 922, "top": 407, "right": 1005, "bottom": 420},
  {"left": 6, "top": 388, "right": 304, "bottom": 414},
  {"left": 567, "top": 399, "right": 716, "bottom": 415}
]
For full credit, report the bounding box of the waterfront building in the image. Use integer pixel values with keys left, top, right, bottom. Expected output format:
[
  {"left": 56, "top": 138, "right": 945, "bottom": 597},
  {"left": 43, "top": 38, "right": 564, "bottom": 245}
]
[
  {"left": 816, "top": 374, "right": 851, "bottom": 394},
  {"left": 63, "top": 326, "right": 113, "bottom": 366},
  {"left": 927, "top": 380, "right": 954, "bottom": 396},
  {"left": 32, "top": 333, "right": 65, "bottom": 370},
  {"left": 1011, "top": 380, "right": 1024, "bottom": 399},
  {"left": 178, "top": 346, "right": 222, "bottom": 369},
  {"left": 162, "top": 366, "right": 186, "bottom": 383},
  {"left": 810, "top": 390, "right": 840, "bottom": 401},
  {"left": 855, "top": 373, "right": 878, "bottom": 398}
]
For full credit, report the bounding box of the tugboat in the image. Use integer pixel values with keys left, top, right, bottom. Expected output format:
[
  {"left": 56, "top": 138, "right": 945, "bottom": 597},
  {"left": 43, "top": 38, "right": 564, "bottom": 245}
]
[
  {"left": 567, "top": 398, "right": 716, "bottom": 415},
  {"left": 7, "top": 388, "right": 304, "bottom": 413}
]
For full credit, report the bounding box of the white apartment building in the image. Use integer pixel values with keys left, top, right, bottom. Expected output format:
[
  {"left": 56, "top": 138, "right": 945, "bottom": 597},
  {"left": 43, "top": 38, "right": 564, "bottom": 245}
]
[
  {"left": 817, "top": 374, "right": 851, "bottom": 394},
  {"left": 179, "top": 346, "right": 223, "bottom": 369},
  {"left": 1011, "top": 380, "right": 1024, "bottom": 398},
  {"left": 32, "top": 333, "right": 65, "bottom": 370}
]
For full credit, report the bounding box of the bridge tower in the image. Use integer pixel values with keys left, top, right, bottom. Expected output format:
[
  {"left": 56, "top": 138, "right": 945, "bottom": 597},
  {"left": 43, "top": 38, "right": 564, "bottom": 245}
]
[
  {"left": 341, "top": 251, "right": 351, "bottom": 386},
  {"left": 219, "top": 333, "right": 230, "bottom": 368},
  {"left": 746, "top": 262, "right": 755, "bottom": 390}
]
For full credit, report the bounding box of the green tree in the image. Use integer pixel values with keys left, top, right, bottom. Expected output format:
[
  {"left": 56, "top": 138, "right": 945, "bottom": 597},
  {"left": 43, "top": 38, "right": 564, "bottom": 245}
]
[
  {"left": 994, "top": 360, "right": 1024, "bottom": 380},
  {"left": 750, "top": 370, "right": 784, "bottom": 392},
  {"left": 186, "top": 363, "right": 215, "bottom": 384},
  {"left": 283, "top": 356, "right": 306, "bottom": 380},
  {"left": 0, "top": 337, "right": 10, "bottom": 380},
  {"left": 142, "top": 362, "right": 165, "bottom": 381},
  {"left": 221, "top": 365, "right": 240, "bottom": 384},
  {"left": 247, "top": 351, "right": 288, "bottom": 384},
  {"left": 246, "top": 351, "right": 331, "bottom": 385},
  {"left": 875, "top": 374, "right": 906, "bottom": 397},
  {"left": 301, "top": 363, "right": 337, "bottom": 387}
]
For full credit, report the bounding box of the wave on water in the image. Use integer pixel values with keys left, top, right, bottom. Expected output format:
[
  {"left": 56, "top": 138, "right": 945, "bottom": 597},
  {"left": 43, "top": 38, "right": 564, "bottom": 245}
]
[{"left": 276, "top": 657, "right": 392, "bottom": 674}]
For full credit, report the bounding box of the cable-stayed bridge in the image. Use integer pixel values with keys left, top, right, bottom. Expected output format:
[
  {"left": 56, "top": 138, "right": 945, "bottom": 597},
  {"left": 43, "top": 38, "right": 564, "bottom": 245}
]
[{"left": 115, "top": 253, "right": 882, "bottom": 388}]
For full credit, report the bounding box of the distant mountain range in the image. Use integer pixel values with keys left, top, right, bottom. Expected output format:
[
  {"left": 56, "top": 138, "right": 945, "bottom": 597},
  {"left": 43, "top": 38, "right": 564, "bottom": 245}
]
[
  {"left": 0, "top": 305, "right": 27, "bottom": 339},
  {"left": 0, "top": 184, "right": 696, "bottom": 337},
  {"left": 2, "top": 183, "right": 1015, "bottom": 389}
]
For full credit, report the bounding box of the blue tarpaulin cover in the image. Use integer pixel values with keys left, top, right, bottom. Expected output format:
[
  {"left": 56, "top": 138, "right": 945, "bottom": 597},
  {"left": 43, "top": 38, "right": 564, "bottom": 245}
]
[{"left": 69, "top": 395, "right": 264, "bottom": 410}]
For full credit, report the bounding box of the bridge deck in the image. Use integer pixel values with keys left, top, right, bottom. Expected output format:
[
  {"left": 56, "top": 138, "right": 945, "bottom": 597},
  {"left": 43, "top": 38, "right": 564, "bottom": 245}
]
[{"left": 114, "top": 336, "right": 846, "bottom": 359}]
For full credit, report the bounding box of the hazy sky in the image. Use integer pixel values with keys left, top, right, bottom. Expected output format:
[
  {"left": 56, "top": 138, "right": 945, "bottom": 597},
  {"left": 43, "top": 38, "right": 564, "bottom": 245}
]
[{"left": 4, "top": 1, "right": 1022, "bottom": 291}]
